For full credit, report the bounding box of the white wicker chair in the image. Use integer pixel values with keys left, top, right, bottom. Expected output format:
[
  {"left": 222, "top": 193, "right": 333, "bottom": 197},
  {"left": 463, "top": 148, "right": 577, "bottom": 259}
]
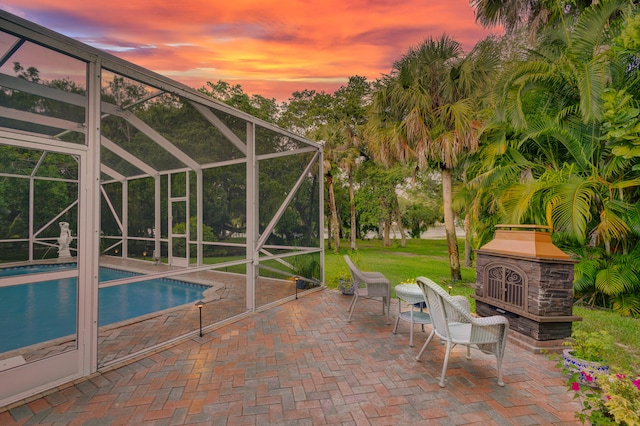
[
  {"left": 415, "top": 277, "right": 509, "bottom": 387},
  {"left": 344, "top": 255, "right": 391, "bottom": 324}
]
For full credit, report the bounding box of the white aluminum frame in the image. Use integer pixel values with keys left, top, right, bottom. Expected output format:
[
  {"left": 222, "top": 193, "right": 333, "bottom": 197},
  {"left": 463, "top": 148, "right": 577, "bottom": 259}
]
[{"left": 0, "top": 9, "right": 323, "bottom": 407}]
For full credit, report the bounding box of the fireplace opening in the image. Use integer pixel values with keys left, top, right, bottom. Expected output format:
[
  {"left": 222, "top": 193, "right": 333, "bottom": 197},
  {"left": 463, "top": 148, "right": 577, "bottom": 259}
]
[{"left": 485, "top": 263, "right": 527, "bottom": 311}]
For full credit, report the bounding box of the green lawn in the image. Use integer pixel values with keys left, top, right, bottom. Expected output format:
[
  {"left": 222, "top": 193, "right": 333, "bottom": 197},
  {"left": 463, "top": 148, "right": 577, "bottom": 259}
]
[
  {"left": 324, "top": 238, "right": 640, "bottom": 372},
  {"left": 325, "top": 239, "right": 476, "bottom": 291}
]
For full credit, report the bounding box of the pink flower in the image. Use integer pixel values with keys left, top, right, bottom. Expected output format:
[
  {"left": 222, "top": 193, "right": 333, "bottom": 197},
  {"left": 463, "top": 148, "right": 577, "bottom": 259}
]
[
  {"left": 580, "top": 372, "right": 594, "bottom": 383},
  {"left": 616, "top": 373, "right": 627, "bottom": 380},
  {"left": 632, "top": 378, "right": 640, "bottom": 391},
  {"left": 572, "top": 382, "right": 581, "bottom": 392}
]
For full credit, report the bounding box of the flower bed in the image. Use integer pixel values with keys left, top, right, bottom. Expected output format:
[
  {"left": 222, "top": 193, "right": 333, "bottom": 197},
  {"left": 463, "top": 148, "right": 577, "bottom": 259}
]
[{"left": 568, "top": 371, "right": 640, "bottom": 425}]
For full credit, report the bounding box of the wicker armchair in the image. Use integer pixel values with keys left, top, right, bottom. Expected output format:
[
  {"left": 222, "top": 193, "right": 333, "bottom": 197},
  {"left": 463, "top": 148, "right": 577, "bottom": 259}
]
[
  {"left": 344, "top": 255, "right": 391, "bottom": 324},
  {"left": 415, "top": 277, "right": 509, "bottom": 387}
]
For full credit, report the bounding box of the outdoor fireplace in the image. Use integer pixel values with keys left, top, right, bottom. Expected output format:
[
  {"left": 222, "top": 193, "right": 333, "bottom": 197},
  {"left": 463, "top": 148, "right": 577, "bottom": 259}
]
[{"left": 472, "top": 225, "right": 581, "bottom": 352}]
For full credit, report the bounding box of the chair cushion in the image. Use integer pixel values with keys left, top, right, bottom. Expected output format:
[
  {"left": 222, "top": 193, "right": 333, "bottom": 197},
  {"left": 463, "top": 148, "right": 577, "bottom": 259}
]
[{"left": 448, "top": 323, "right": 472, "bottom": 343}]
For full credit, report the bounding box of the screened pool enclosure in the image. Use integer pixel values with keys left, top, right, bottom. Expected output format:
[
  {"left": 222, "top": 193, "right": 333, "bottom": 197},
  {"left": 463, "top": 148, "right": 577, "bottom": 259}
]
[{"left": 0, "top": 11, "right": 323, "bottom": 406}]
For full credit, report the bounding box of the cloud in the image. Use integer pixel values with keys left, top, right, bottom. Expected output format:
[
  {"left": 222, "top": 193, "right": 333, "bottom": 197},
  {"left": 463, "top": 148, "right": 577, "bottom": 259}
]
[{"left": 1, "top": 0, "right": 500, "bottom": 101}]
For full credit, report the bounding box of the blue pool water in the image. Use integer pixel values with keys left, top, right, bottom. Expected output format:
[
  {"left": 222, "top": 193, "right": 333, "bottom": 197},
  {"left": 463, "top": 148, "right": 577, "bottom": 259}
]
[{"left": 0, "top": 265, "right": 208, "bottom": 353}]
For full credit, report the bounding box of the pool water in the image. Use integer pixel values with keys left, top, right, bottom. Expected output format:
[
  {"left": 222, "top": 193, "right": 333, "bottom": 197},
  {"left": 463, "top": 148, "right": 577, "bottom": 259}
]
[{"left": 0, "top": 265, "right": 207, "bottom": 353}]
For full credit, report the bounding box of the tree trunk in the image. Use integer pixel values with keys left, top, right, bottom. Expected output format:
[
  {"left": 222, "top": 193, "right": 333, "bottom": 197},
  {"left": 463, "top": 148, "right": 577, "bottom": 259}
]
[
  {"left": 383, "top": 215, "right": 391, "bottom": 246},
  {"left": 442, "top": 168, "right": 461, "bottom": 281},
  {"left": 394, "top": 195, "right": 406, "bottom": 247},
  {"left": 327, "top": 174, "right": 340, "bottom": 252},
  {"left": 326, "top": 207, "right": 332, "bottom": 250},
  {"left": 464, "top": 212, "right": 472, "bottom": 267},
  {"left": 349, "top": 171, "right": 357, "bottom": 251},
  {"left": 307, "top": 173, "right": 317, "bottom": 246}
]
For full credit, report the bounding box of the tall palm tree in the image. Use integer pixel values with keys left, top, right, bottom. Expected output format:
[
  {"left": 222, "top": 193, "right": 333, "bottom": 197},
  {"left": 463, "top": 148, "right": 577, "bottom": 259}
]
[
  {"left": 367, "top": 35, "right": 501, "bottom": 281},
  {"left": 332, "top": 76, "right": 372, "bottom": 251},
  {"left": 316, "top": 123, "right": 349, "bottom": 252},
  {"left": 335, "top": 135, "right": 362, "bottom": 251}
]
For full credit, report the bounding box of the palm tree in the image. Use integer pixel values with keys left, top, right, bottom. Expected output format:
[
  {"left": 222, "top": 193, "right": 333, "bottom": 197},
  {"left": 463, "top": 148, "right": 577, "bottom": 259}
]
[
  {"left": 317, "top": 123, "right": 348, "bottom": 252},
  {"left": 367, "top": 35, "right": 501, "bottom": 281},
  {"left": 336, "top": 136, "right": 362, "bottom": 250},
  {"left": 332, "top": 76, "right": 372, "bottom": 251}
]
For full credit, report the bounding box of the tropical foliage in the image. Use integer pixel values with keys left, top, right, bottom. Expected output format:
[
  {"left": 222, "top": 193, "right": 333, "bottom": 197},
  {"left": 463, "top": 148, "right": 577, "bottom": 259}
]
[{"left": 468, "top": 0, "right": 640, "bottom": 314}]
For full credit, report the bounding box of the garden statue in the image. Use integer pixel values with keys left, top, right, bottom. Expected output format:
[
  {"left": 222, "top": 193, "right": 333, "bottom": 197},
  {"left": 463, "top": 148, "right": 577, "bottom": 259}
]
[{"left": 58, "top": 221, "right": 73, "bottom": 258}]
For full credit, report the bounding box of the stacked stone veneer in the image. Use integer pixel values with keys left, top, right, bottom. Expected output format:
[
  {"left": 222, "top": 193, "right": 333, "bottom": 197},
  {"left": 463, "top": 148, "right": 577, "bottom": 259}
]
[{"left": 475, "top": 252, "right": 577, "bottom": 341}]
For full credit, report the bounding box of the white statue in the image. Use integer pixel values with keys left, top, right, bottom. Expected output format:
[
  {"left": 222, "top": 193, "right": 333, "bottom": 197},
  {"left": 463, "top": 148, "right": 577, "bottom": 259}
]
[{"left": 58, "top": 222, "right": 73, "bottom": 258}]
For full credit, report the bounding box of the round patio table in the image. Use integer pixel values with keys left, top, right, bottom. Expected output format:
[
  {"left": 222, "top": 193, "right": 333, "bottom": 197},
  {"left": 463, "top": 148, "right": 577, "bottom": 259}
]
[{"left": 393, "top": 283, "right": 431, "bottom": 347}]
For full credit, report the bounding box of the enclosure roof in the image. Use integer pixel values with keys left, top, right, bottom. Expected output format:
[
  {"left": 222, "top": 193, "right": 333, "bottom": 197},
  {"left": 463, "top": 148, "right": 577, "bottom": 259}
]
[{"left": 0, "top": 10, "right": 320, "bottom": 180}]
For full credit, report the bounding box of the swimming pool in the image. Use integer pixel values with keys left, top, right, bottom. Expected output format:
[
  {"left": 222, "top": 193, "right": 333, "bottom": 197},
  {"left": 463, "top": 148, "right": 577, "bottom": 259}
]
[{"left": 0, "top": 265, "right": 208, "bottom": 353}]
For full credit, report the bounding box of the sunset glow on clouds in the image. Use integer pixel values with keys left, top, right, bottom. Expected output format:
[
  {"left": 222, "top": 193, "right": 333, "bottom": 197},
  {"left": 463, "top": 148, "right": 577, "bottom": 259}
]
[{"left": 1, "top": 1, "right": 500, "bottom": 101}]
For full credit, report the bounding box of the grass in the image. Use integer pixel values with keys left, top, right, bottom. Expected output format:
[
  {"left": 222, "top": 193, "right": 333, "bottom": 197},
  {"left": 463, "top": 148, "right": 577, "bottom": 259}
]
[
  {"left": 325, "top": 238, "right": 640, "bottom": 372},
  {"left": 325, "top": 238, "right": 476, "bottom": 294},
  {"left": 572, "top": 306, "right": 640, "bottom": 372}
]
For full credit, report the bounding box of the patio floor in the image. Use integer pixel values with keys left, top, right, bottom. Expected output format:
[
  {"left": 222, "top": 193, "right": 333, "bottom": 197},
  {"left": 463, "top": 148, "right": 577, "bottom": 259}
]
[{"left": 0, "top": 288, "right": 581, "bottom": 425}]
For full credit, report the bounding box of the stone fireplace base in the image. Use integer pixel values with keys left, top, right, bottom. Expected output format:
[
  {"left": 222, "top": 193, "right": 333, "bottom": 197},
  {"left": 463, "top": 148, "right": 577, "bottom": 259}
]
[
  {"left": 507, "top": 331, "right": 568, "bottom": 354},
  {"left": 476, "top": 301, "right": 576, "bottom": 341}
]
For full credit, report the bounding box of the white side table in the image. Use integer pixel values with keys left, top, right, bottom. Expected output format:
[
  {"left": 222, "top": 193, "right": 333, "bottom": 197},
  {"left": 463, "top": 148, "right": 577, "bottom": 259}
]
[{"left": 393, "top": 283, "right": 431, "bottom": 347}]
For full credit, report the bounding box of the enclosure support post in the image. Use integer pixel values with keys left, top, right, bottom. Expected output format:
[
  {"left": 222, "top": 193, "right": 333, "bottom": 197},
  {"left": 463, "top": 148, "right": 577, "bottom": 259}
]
[
  {"left": 319, "top": 150, "right": 325, "bottom": 286},
  {"left": 196, "top": 170, "right": 203, "bottom": 266},
  {"left": 246, "top": 122, "right": 256, "bottom": 311},
  {"left": 82, "top": 59, "right": 103, "bottom": 375},
  {"left": 154, "top": 175, "right": 161, "bottom": 262},
  {"left": 122, "top": 180, "right": 128, "bottom": 258},
  {"left": 28, "top": 174, "right": 34, "bottom": 262}
]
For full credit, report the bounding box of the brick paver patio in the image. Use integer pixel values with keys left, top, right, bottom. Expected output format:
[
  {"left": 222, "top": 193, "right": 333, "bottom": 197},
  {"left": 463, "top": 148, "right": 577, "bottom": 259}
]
[{"left": 0, "top": 289, "right": 581, "bottom": 425}]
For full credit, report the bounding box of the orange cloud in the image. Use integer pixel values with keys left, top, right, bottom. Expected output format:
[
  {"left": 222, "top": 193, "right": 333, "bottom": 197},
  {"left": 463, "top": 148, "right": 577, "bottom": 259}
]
[{"left": 1, "top": 0, "right": 500, "bottom": 101}]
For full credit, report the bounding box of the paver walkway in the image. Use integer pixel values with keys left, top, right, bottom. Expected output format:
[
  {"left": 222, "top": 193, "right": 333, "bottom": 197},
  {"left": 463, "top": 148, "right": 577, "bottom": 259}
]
[{"left": 0, "top": 289, "right": 581, "bottom": 425}]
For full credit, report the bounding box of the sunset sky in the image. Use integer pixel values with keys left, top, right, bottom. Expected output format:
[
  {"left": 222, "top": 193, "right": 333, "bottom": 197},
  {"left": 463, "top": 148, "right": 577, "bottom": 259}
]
[{"left": 1, "top": 1, "right": 500, "bottom": 102}]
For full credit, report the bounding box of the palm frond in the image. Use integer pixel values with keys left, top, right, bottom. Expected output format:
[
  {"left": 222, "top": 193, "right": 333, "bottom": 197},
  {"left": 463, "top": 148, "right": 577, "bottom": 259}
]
[
  {"left": 568, "top": 0, "right": 628, "bottom": 62},
  {"left": 595, "top": 266, "right": 626, "bottom": 295},
  {"left": 496, "top": 60, "right": 552, "bottom": 127},
  {"left": 525, "top": 119, "right": 592, "bottom": 169},
  {"left": 591, "top": 206, "right": 631, "bottom": 245},
  {"left": 611, "top": 294, "right": 640, "bottom": 316},
  {"left": 574, "top": 257, "right": 602, "bottom": 293},
  {"left": 500, "top": 179, "right": 545, "bottom": 223},
  {"left": 547, "top": 176, "right": 594, "bottom": 243},
  {"left": 624, "top": 203, "right": 640, "bottom": 235},
  {"left": 576, "top": 59, "right": 607, "bottom": 122},
  {"left": 611, "top": 176, "right": 640, "bottom": 190}
]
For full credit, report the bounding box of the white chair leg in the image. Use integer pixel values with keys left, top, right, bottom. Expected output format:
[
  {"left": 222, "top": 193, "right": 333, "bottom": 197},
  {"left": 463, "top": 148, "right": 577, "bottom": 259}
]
[
  {"left": 347, "top": 293, "right": 358, "bottom": 322},
  {"left": 415, "top": 329, "right": 435, "bottom": 361},
  {"left": 385, "top": 297, "right": 390, "bottom": 325},
  {"left": 439, "top": 341, "right": 453, "bottom": 388},
  {"left": 347, "top": 292, "right": 356, "bottom": 312},
  {"left": 496, "top": 350, "right": 505, "bottom": 386},
  {"left": 393, "top": 301, "right": 400, "bottom": 334},
  {"left": 409, "top": 308, "right": 414, "bottom": 347},
  {"left": 409, "top": 323, "right": 414, "bottom": 347}
]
